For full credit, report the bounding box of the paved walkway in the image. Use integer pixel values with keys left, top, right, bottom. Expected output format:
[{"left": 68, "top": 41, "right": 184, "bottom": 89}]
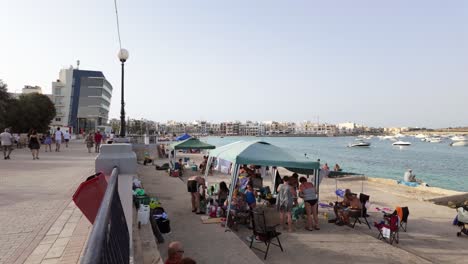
[
  {"left": 138, "top": 164, "right": 264, "bottom": 264},
  {"left": 0, "top": 142, "right": 96, "bottom": 264},
  {"left": 144, "top": 154, "right": 468, "bottom": 264}
]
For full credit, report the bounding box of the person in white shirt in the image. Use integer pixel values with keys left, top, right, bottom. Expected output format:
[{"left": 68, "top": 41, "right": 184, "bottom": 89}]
[
  {"left": 403, "top": 169, "right": 422, "bottom": 183},
  {"left": 0, "top": 128, "right": 13, "bottom": 159},
  {"left": 63, "top": 130, "right": 70, "bottom": 148},
  {"left": 54, "top": 127, "right": 64, "bottom": 152}
]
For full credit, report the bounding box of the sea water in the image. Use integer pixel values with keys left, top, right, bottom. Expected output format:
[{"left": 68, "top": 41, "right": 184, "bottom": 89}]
[{"left": 203, "top": 136, "right": 468, "bottom": 192}]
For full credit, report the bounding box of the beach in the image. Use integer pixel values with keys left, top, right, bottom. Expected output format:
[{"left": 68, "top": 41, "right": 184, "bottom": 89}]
[{"left": 140, "top": 152, "right": 468, "bottom": 263}]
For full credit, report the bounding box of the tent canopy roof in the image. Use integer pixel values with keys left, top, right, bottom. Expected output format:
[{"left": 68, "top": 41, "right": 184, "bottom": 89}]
[
  {"left": 208, "top": 140, "right": 320, "bottom": 173},
  {"left": 170, "top": 138, "right": 216, "bottom": 150}
]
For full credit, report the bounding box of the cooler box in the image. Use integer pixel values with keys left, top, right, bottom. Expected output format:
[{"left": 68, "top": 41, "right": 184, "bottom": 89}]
[
  {"left": 72, "top": 172, "right": 108, "bottom": 224},
  {"left": 191, "top": 165, "right": 198, "bottom": 171}
]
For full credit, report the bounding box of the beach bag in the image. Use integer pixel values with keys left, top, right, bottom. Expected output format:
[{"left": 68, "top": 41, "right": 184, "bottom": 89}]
[
  {"left": 156, "top": 219, "right": 171, "bottom": 233},
  {"left": 457, "top": 207, "right": 468, "bottom": 223}
]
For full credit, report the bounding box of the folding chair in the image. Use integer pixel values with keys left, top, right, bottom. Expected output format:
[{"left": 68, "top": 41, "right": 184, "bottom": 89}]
[
  {"left": 250, "top": 209, "right": 284, "bottom": 260},
  {"left": 375, "top": 214, "right": 399, "bottom": 245},
  {"left": 349, "top": 193, "right": 371, "bottom": 229}
]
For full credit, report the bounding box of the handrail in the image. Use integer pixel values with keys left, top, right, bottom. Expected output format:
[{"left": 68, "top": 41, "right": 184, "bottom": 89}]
[{"left": 81, "top": 167, "right": 129, "bottom": 264}]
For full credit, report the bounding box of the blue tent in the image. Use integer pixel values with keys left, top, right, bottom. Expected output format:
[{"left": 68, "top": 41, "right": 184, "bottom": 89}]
[{"left": 175, "top": 133, "right": 191, "bottom": 141}]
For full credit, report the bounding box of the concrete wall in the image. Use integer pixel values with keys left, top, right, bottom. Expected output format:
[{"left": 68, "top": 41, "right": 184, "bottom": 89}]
[{"left": 95, "top": 143, "right": 136, "bottom": 255}]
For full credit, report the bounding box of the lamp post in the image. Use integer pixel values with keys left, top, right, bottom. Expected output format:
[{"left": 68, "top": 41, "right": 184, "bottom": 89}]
[{"left": 118, "top": 49, "right": 129, "bottom": 137}]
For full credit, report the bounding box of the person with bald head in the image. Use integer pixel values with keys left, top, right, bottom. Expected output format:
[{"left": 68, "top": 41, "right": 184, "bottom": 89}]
[{"left": 165, "top": 241, "right": 184, "bottom": 264}]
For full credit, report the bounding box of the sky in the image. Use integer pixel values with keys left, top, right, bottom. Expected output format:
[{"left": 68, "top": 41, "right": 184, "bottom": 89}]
[{"left": 1, "top": 0, "right": 467, "bottom": 128}]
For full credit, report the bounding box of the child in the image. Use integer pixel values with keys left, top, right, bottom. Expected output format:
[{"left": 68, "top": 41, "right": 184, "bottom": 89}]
[
  {"left": 245, "top": 183, "right": 257, "bottom": 209},
  {"left": 44, "top": 133, "right": 52, "bottom": 152}
]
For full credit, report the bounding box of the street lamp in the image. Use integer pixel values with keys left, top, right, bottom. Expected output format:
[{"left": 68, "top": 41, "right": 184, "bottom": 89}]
[{"left": 118, "top": 48, "right": 129, "bottom": 137}]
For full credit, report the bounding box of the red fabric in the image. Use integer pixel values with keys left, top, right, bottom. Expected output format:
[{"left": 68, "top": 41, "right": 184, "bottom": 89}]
[{"left": 94, "top": 133, "right": 103, "bottom": 143}]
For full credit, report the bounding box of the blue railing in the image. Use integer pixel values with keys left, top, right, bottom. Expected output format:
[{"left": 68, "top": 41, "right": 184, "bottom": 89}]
[{"left": 81, "top": 167, "right": 129, "bottom": 264}]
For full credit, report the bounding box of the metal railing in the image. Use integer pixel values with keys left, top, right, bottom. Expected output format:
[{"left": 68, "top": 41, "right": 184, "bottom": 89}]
[{"left": 81, "top": 167, "right": 129, "bottom": 264}]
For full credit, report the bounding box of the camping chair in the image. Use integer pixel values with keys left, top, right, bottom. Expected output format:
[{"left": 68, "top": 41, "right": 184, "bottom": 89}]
[
  {"left": 385, "top": 206, "right": 409, "bottom": 232},
  {"left": 375, "top": 214, "right": 399, "bottom": 245},
  {"left": 349, "top": 193, "right": 371, "bottom": 229},
  {"left": 250, "top": 209, "right": 283, "bottom": 260}
]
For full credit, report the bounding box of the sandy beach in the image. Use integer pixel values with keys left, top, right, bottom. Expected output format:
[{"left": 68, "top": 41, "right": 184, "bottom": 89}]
[{"left": 138, "top": 152, "right": 468, "bottom": 263}]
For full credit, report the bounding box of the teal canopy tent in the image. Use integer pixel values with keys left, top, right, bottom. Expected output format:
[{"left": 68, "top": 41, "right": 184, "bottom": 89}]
[
  {"left": 169, "top": 138, "right": 216, "bottom": 163},
  {"left": 204, "top": 140, "right": 320, "bottom": 230},
  {"left": 170, "top": 138, "right": 216, "bottom": 150}
]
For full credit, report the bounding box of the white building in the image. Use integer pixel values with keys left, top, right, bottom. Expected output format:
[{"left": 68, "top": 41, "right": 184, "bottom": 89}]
[{"left": 51, "top": 66, "right": 113, "bottom": 133}]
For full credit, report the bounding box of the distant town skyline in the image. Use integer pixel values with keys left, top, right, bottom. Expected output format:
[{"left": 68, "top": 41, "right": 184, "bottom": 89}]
[{"left": 2, "top": 0, "right": 467, "bottom": 128}]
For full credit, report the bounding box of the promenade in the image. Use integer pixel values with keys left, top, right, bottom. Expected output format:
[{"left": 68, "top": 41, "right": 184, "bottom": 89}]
[
  {"left": 0, "top": 142, "right": 95, "bottom": 264},
  {"left": 141, "top": 153, "right": 468, "bottom": 264}
]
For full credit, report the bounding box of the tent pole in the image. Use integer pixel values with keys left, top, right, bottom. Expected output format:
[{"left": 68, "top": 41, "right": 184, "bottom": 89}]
[
  {"left": 225, "top": 163, "right": 239, "bottom": 232},
  {"left": 204, "top": 156, "right": 213, "bottom": 185}
]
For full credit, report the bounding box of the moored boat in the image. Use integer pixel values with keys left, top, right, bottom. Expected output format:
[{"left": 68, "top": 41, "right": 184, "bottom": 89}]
[
  {"left": 393, "top": 141, "right": 411, "bottom": 146},
  {"left": 450, "top": 141, "right": 468, "bottom": 147},
  {"left": 349, "top": 141, "right": 371, "bottom": 147}
]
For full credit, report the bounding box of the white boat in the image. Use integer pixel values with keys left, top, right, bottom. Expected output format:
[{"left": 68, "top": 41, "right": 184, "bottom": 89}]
[
  {"left": 450, "top": 141, "right": 468, "bottom": 147},
  {"left": 427, "top": 137, "right": 442, "bottom": 143},
  {"left": 451, "top": 136, "right": 467, "bottom": 141},
  {"left": 415, "top": 134, "right": 427, "bottom": 138},
  {"left": 349, "top": 141, "right": 371, "bottom": 147},
  {"left": 393, "top": 141, "right": 411, "bottom": 146}
]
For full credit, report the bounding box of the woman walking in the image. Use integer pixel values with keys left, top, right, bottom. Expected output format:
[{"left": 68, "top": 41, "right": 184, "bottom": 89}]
[
  {"left": 276, "top": 176, "right": 295, "bottom": 232},
  {"left": 43, "top": 132, "right": 52, "bottom": 152},
  {"left": 85, "top": 132, "right": 94, "bottom": 153},
  {"left": 299, "top": 177, "right": 319, "bottom": 231},
  {"left": 28, "top": 130, "right": 41, "bottom": 160}
]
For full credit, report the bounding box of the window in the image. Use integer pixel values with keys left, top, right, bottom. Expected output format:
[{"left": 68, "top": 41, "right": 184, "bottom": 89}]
[
  {"left": 54, "top": 87, "right": 61, "bottom": 95},
  {"left": 55, "top": 118, "right": 61, "bottom": 122},
  {"left": 54, "top": 97, "right": 62, "bottom": 104}
]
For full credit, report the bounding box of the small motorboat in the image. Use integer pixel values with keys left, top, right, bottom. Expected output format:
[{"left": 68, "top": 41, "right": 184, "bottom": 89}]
[
  {"left": 349, "top": 141, "right": 371, "bottom": 147},
  {"left": 393, "top": 141, "right": 411, "bottom": 146},
  {"left": 427, "top": 137, "right": 442, "bottom": 143},
  {"left": 450, "top": 141, "right": 468, "bottom": 147},
  {"left": 451, "top": 136, "right": 467, "bottom": 141}
]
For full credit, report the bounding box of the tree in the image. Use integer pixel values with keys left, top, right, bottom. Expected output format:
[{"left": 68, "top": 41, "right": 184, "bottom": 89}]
[
  {"left": 6, "top": 93, "right": 56, "bottom": 133},
  {"left": 0, "top": 79, "right": 12, "bottom": 130}
]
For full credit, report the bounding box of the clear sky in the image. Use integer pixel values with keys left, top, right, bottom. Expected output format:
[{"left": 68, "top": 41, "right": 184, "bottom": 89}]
[{"left": 1, "top": 0, "right": 467, "bottom": 128}]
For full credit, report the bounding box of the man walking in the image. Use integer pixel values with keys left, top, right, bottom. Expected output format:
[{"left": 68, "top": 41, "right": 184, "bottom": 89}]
[
  {"left": 94, "top": 131, "right": 102, "bottom": 153},
  {"left": 0, "top": 128, "right": 13, "bottom": 159},
  {"left": 63, "top": 130, "right": 70, "bottom": 148},
  {"left": 54, "top": 127, "right": 63, "bottom": 152}
]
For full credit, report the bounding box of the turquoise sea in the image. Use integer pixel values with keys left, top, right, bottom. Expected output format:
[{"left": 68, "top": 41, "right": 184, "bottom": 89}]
[{"left": 203, "top": 136, "right": 468, "bottom": 192}]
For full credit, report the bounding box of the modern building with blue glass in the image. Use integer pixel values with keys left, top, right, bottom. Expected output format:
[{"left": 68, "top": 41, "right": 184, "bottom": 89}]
[{"left": 51, "top": 66, "right": 113, "bottom": 133}]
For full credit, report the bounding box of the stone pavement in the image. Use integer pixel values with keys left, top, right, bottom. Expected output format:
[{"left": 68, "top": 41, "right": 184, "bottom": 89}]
[
  {"left": 138, "top": 164, "right": 264, "bottom": 264},
  {"left": 0, "top": 142, "right": 96, "bottom": 264},
  {"left": 145, "top": 154, "right": 468, "bottom": 264}
]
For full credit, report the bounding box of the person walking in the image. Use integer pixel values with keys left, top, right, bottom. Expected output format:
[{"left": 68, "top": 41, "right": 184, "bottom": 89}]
[
  {"left": 299, "top": 177, "right": 319, "bottom": 231},
  {"left": 276, "top": 176, "right": 295, "bottom": 232},
  {"left": 63, "top": 130, "right": 70, "bottom": 148},
  {"left": 94, "top": 131, "right": 102, "bottom": 153},
  {"left": 0, "top": 128, "right": 13, "bottom": 160},
  {"left": 85, "top": 132, "right": 94, "bottom": 153},
  {"left": 28, "top": 129, "right": 41, "bottom": 160},
  {"left": 54, "top": 127, "right": 63, "bottom": 152},
  {"left": 165, "top": 241, "right": 184, "bottom": 264},
  {"left": 43, "top": 132, "right": 52, "bottom": 152}
]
